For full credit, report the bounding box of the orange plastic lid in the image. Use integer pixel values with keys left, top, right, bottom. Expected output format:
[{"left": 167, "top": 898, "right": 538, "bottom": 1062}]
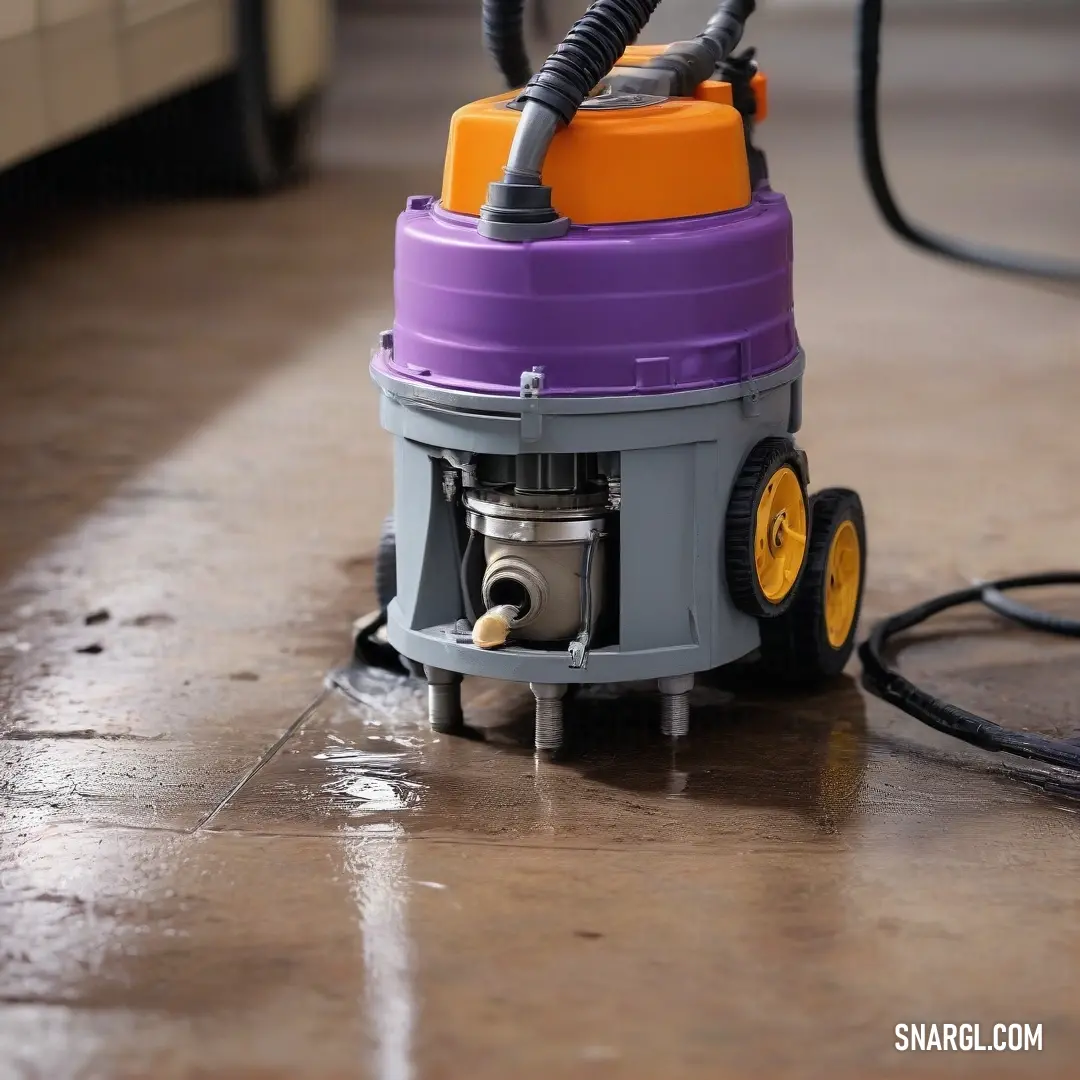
[{"left": 441, "top": 91, "right": 750, "bottom": 225}]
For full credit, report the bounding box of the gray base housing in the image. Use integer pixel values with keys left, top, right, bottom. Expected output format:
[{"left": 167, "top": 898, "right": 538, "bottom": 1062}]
[{"left": 374, "top": 353, "right": 805, "bottom": 687}]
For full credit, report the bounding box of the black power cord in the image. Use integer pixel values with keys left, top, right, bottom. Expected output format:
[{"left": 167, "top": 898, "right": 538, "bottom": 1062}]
[
  {"left": 980, "top": 585, "right": 1080, "bottom": 639},
  {"left": 856, "top": 0, "right": 1080, "bottom": 284},
  {"left": 859, "top": 574, "right": 1080, "bottom": 772},
  {"left": 855, "top": 0, "right": 1080, "bottom": 772}
]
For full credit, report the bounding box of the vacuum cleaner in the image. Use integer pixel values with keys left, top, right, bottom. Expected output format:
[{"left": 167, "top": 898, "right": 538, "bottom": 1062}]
[
  {"left": 358, "top": 0, "right": 1080, "bottom": 781},
  {"left": 363, "top": 0, "right": 867, "bottom": 754}
]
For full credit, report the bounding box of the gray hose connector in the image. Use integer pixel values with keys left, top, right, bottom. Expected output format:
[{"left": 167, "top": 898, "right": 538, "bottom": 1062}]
[
  {"left": 644, "top": 0, "right": 756, "bottom": 97},
  {"left": 478, "top": 0, "right": 663, "bottom": 242},
  {"left": 483, "top": 0, "right": 532, "bottom": 89}
]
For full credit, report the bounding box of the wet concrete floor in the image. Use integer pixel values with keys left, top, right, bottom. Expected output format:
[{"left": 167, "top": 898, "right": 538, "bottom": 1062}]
[{"left": 2, "top": 2, "right": 1080, "bottom": 1077}]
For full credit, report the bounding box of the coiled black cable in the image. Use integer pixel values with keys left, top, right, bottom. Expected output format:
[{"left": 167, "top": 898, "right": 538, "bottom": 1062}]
[
  {"left": 519, "top": 0, "right": 662, "bottom": 123},
  {"left": 859, "top": 574, "right": 1080, "bottom": 771},
  {"left": 483, "top": 0, "right": 533, "bottom": 89},
  {"left": 980, "top": 585, "right": 1080, "bottom": 638}
]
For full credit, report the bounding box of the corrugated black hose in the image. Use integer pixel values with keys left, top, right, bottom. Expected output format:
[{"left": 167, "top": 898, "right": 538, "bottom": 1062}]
[
  {"left": 702, "top": 0, "right": 755, "bottom": 57},
  {"left": 518, "top": 0, "right": 662, "bottom": 123},
  {"left": 483, "top": 0, "right": 533, "bottom": 89},
  {"left": 479, "top": 0, "right": 665, "bottom": 238}
]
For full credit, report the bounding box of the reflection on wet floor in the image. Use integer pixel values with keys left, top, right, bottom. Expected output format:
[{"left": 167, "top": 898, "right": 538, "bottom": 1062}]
[
  {"left": 317, "top": 746, "right": 425, "bottom": 813},
  {"left": 212, "top": 665, "right": 869, "bottom": 840},
  {"left": 207, "top": 645, "right": 1066, "bottom": 848},
  {"left": 187, "top": 643, "right": 1080, "bottom": 1076},
  {"left": 346, "top": 821, "right": 415, "bottom": 1080}
]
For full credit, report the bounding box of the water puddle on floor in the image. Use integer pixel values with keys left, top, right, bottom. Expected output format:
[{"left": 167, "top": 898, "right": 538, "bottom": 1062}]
[
  {"left": 209, "top": 661, "right": 887, "bottom": 842},
  {"left": 315, "top": 746, "right": 424, "bottom": 813},
  {"left": 207, "top": 642, "right": 1069, "bottom": 844}
]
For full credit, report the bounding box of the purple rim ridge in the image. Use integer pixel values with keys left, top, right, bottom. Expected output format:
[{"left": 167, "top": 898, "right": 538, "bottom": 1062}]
[{"left": 374, "top": 188, "right": 798, "bottom": 398}]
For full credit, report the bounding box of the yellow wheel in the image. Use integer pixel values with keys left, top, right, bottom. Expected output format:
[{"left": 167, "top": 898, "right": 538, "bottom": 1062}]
[
  {"left": 754, "top": 464, "right": 808, "bottom": 604},
  {"left": 824, "top": 519, "right": 861, "bottom": 647},
  {"left": 726, "top": 439, "right": 810, "bottom": 617},
  {"left": 759, "top": 488, "right": 867, "bottom": 685}
]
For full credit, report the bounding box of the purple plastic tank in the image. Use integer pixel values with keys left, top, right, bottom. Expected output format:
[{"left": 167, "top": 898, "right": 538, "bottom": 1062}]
[{"left": 376, "top": 187, "right": 798, "bottom": 398}]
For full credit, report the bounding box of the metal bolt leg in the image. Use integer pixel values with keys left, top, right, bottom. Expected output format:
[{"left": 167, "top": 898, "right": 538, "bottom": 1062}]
[
  {"left": 530, "top": 682, "right": 567, "bottom": 754},
  {"left": 658, "top": 674, "right": 694, "bottom": 739},
  {"left": 424, "top": 666, "right": 463, "bottom": 733}
]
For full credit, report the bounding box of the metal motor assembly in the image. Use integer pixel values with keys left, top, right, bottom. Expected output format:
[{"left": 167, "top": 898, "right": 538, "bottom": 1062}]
[{"left": 367, "top": 0, "right": 868, "bottom": 754}]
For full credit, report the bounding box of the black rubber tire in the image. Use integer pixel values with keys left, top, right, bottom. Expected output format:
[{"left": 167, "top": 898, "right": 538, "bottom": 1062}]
[
  {"left": 373, "top": 514, "right": 426, "bottom": 680},
  {"left": 165, "top": 0, "right": 322, "bottom": 194},
  {"left": 725, "top": 437, "right": 809, "bottom": 618},
  {"left": 759, "top": 488, "right": 867, "bottom": 687}
]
